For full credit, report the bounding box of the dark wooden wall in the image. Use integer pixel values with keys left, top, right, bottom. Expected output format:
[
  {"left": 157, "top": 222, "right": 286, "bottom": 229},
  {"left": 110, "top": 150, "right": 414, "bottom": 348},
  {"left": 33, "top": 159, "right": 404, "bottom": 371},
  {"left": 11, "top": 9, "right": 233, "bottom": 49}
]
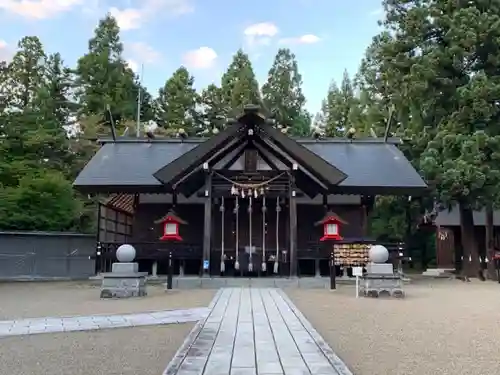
[
  {"left": 211, "top": 198, "right": 288, "bottom": 253},
  {"left": 98, "top": 205, "right": 133, "bottom": 243},
  {"left": 132, "top": 201, "right": 365, "bottom": 251},
  {"left": 131, "top": 203, "right": 204, "bottom": 245},
  {"left": 296, "top": 204, "right": 365, "bottom": 249}
]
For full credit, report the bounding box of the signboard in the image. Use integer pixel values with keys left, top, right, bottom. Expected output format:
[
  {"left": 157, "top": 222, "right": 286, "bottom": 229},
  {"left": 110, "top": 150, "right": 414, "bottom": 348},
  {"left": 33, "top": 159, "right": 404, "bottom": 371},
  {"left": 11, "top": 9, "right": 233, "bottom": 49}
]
[
  {"left": 334, "top": 243, "right": 370, "bottom": 266},
  {"left": 352, "top": 266, "right": 363, "bottom": 277},
  {"left": 203, "top": 260, "right": 210, "bottom": 270}
]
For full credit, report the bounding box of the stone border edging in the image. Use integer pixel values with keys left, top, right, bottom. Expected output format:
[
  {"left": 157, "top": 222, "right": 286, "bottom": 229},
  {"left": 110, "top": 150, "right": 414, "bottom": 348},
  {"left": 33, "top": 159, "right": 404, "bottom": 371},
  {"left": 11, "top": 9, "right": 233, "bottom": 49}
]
[
  {"left": 277, "top": 289, "right": 355, "bottom": 375},
  {"left": 162, "top": 289, "right": 224, "bottom": 375}
]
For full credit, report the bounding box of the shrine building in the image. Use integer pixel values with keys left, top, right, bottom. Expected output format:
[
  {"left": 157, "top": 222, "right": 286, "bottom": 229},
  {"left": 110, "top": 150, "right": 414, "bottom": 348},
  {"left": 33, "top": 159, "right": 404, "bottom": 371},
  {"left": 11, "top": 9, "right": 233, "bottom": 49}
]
[{"left": 73, "top": 105, "right": 427, "bottom": 278}]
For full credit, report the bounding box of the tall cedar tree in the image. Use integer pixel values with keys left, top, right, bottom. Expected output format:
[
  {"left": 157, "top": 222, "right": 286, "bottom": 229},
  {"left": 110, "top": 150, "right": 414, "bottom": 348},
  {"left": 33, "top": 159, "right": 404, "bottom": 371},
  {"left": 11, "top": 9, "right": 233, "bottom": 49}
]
[
  {"left": 199, "top": 84, "right": 226, "bottom": 134},
  {"left": 0, "top": 37, "right": 82, "bottom": 231},
  {"left": 154, "top": 66, "right": 199, "bottom": 136},
  {"left": 75, "top": 14, "right": 137, "bottom": 127},
  {"left": 262, "top": 48, "right": 310, "bottom": 136},
  {"left": 221, "top": 49, "right": 261, "bottom": 114},
  {"left": 317, "top": 71, "right": 361, "bottom": 137},
  {"left": 365, "top": 0, "right": 500, "bottom": 277}
]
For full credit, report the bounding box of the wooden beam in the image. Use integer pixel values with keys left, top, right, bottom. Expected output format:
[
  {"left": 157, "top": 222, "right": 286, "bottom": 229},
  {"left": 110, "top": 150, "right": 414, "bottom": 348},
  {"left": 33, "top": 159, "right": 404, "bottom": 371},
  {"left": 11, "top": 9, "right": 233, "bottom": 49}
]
[
  {"left": 289, "top": 171, "right": 298, "bottom": 277},
  {"left": 202, "top": 172, "right": 213, "bottom": 276}
]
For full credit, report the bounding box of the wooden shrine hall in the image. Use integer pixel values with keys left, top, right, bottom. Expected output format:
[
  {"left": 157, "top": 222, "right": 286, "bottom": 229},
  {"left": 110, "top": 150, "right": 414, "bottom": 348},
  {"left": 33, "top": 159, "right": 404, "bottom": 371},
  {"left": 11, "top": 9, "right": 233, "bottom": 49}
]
[{"left": 73, "top": 105, "right": 428, "bottom": 277}]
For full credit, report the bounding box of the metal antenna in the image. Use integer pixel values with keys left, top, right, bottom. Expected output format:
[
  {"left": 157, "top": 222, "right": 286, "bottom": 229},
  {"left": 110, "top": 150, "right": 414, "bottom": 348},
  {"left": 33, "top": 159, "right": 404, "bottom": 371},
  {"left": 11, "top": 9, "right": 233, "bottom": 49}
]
[{"left": 136, "top": 63, "right": 144, "bottom": 137}]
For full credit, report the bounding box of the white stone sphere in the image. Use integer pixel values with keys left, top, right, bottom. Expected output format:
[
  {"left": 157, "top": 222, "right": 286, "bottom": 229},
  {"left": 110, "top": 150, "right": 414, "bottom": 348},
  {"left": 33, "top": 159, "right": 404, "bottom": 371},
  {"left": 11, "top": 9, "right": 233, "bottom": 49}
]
[
  {"left": 369, "top": 245, "right": 389, "bottom": 264},
  {"left": 116, "top": 244, "right": 136, "bottom": 262}
]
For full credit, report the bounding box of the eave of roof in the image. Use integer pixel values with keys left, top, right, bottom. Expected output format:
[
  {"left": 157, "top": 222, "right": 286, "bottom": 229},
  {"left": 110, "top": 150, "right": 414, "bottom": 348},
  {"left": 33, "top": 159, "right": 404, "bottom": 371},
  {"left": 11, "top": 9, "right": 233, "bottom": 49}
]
[{"left": 73, "top": 138, "right": 427, "bottom": 196}]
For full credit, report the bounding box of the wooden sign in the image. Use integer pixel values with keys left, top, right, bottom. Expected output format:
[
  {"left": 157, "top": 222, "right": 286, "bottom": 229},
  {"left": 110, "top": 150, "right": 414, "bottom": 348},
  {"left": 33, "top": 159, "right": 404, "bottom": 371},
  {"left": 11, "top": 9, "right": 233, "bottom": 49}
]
[{"left": 334, "top": 243, "right": 370, "bottom": 266}]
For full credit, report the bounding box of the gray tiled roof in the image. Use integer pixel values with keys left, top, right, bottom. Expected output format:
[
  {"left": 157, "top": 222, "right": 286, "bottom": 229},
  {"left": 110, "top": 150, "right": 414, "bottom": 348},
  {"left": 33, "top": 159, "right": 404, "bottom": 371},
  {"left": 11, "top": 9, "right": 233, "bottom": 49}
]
[
  {"left": 304, "top": 142, "right": 425, "bottom": 191},
  {"left": 436, "top": 205, "right": 500, "bottom": 226},
  {"left": 74, "top": 141, "right": 197, "bottom": 187},
  {"left": 73, "top": 139, "right": 427, "bottom": 194}
]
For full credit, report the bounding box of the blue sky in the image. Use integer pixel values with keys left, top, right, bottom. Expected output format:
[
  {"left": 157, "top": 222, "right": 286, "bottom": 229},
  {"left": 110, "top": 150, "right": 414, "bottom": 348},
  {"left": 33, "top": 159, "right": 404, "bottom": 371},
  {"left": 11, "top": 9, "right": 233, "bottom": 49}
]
[{"left": 0, "top": 0, "right": 384, "bottom": 114}]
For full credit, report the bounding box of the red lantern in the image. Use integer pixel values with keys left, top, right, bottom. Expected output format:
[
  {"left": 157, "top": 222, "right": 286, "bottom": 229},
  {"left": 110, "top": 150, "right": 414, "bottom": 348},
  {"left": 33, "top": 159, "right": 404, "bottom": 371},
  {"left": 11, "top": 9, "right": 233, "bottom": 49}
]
[
  {"left": 154, "top": 211, "right": 187, "bottom": 241},
  {"left": 315, "top": 211, "right": 347, "bottom": 241}
]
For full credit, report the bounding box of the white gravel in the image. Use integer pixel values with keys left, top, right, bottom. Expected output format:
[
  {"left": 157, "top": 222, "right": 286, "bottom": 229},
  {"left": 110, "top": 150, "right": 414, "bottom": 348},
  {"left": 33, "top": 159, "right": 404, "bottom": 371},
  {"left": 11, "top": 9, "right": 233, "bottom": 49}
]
[
  {"left": 0, "top": 282, "right": 216, "bottom": 320},
  {"left": 0, "top": 324, "right": 194, "bottom": 375},
  {"left": 286, "top": 280, "right": 500, "bottom": 375}
]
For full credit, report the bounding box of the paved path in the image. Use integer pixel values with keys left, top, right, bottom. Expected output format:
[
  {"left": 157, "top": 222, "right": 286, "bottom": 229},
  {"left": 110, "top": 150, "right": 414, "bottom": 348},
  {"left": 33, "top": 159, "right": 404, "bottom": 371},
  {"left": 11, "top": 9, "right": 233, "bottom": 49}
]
[
  {"left": 164, "top": 288, "right": 353, "bottom": 375},
  {"left": 0, "top": 307, "right": 210, "bottom": 338}
]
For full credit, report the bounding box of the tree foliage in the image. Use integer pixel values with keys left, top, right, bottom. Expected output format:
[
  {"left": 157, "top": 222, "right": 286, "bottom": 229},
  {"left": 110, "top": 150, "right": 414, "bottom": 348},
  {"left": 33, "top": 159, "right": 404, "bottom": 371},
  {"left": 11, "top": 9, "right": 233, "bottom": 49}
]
[
  {"left": 154, "top": 66, "right": 199, "bottom": 136},
  {"left": 221, "top": 49, "right": 261, "bottom": 114},
  {"left": 262, "top": 48, "right": 310, "bottom": 136}
]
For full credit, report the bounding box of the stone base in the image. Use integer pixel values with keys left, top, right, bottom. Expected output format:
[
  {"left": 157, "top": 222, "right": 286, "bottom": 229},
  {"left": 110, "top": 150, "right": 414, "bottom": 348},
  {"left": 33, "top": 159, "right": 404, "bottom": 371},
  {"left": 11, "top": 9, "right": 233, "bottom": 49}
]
[
  {"left": 422, "top": 268, "right": 454, "bottom": 278},
  {"left": 100, "top": 265, "right": 148, "bottom": 298},
  {"left": 360, "top": 274, "right": 405, "bottom": 298}
]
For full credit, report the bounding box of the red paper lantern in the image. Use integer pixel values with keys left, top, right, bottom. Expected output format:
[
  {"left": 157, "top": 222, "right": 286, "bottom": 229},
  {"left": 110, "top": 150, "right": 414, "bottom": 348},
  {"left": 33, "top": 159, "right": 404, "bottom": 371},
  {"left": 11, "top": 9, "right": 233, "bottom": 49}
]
[
  {"left": 315, "top": 211, "right": 347, "bottom": 241},
  {"left": 155, "top": 211, "right": 187, "bottom": 241}
]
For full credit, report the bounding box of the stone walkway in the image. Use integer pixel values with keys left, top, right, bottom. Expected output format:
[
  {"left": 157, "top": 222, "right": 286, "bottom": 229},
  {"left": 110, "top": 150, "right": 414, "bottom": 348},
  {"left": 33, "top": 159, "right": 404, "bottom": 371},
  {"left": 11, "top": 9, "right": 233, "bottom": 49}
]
[
  {"left": 164, "top": 288, "right": 353, "bottom": 375},
  {"left": 0, "top": 307, "right": 210, "bottom": 338}
]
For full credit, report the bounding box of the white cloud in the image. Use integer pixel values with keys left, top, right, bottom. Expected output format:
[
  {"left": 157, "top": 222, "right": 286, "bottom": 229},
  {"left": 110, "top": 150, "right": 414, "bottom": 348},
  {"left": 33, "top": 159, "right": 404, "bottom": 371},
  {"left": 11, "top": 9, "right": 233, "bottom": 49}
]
[
  {"left": 126, "top": 59, "right": 139, "bottom": 73},
  {"left": 110, "top": 0, "right": 194, "bottom": 31},
  {"left": 0, "top": 0, "right": 83, "bottom": 19},
  {"left": 244, "top": 22, "right": 279, "bottom": 47},
  {"left": 279, "top": 34, "right": 321, "bottom": 45},
  {"left": 182, "top": 47, "right": 217, "bottom": 69},
  {"left": 127, "top": 42, "right": 162, "bottom": 64},
  {"left": 244, "top": 22, "right": 279, "bottom": 37},
  {"left": 370, "top": 8, "right": 383, "bottom": 16},
  {"left": 110, "top": 7, "right": 143, "bottom": 30}
]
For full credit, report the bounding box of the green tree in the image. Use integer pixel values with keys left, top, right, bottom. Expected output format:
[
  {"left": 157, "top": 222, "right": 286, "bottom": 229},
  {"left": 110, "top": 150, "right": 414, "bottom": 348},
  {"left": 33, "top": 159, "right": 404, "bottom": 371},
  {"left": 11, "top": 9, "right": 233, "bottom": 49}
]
[
  {"left": 221, "top": 49, "right": 261, "bottom": 113},
  {"left": 199, "top": 83, "right": 226, "bottom": 134},
  {"left": 262, "top": 48, "right": 310, "bottom": 136},
  {"left": 75, "top": 14, "right": 137, "bottom": 127},
  {"left": 153, "top": 66, "right": 199, "bottom": 136},
  {"left": 364, "top": 0, "right": 500, "bottom": 278},
  {"left": 4, "top": 36, "right": 46, "bottom": 110},
  {"left": 0, "top": 38, "right": 83, "bottom": 231},
  {"left": 0, "top": 171, "right": 82, "bottom": 231},
  {"left": 319, "top": 71, "right": 362, "bottom": 137}
]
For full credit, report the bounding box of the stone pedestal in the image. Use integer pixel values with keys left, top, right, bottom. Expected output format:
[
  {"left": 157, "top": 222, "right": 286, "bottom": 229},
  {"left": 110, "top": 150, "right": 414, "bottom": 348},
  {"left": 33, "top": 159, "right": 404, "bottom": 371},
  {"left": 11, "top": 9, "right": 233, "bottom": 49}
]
[
  {"left": 361, "top": 262, "right": 405, "bottom": 298},
  {"left": 100, "top": 262, "right": 148, "bottom": 298}
]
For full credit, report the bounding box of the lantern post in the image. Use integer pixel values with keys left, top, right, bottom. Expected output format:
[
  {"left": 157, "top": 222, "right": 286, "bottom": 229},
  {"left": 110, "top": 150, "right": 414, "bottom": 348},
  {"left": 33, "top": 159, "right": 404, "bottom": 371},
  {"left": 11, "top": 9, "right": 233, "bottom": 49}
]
[
  {"left": 154, "top": 211, "right": 187, "bottom": 289},
  {"left": 156, "top": 211, "right": 186, "bottom": 242},
  {"left": 315, "top": 212, "right": 348, "bottom": 290}
]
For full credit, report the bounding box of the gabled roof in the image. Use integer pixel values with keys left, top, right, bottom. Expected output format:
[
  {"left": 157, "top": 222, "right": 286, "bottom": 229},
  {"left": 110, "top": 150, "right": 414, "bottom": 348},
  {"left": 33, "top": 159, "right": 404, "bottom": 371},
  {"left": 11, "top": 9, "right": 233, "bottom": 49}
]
[
  {"left": 152, "top": 106, "right": 347, "bottom": 190},
  {"left": 73, "top": 138, "right": 427, "bottom": 195},
  {"left": 153, "top": 124, "right": 242, "bottom": 187}
]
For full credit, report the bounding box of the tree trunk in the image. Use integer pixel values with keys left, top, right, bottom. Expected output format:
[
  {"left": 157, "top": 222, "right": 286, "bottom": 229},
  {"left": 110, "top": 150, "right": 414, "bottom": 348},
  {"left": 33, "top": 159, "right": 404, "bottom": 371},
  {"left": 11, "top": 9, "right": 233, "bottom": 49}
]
[
  {"left": 485, "top": 204, "right": 497, "bottom": 280},
  {"left": 459, "top": 201, "right": 481, "bottom": 278}
]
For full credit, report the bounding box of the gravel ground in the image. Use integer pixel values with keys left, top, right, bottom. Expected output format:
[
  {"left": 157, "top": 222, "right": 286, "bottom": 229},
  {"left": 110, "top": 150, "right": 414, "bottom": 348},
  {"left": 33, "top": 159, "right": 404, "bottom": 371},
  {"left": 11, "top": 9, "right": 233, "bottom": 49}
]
[
  {"left": 0, "top": 323, "right": 194, "bottom": 375},
  {"left": 0, "top": 282, "right": 216, "bottom": 320},
  {"left": 286, "top": 280, "right": 500, "bottom": 375}
]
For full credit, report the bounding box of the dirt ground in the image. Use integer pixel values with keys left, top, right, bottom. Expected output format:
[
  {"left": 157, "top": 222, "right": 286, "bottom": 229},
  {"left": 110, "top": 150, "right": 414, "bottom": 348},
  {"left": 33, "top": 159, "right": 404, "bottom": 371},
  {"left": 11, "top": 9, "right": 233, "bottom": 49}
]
[
  {"left": 0, "top": 323, "right": 194, "bottom": 375},
  {"left": 0, "top": 282, "right": 216, "bottom": 320},
  {"left": 286, "top": 280, "right": 500, "bottom": 375}
]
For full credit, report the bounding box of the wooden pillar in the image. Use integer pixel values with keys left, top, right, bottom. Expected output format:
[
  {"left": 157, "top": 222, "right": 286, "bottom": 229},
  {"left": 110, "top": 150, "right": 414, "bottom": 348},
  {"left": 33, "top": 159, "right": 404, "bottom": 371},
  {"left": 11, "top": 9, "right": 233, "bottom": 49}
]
[
  {"left": 202, "top": 172, "right": 212, "bottom": 277},
  {"left": 289, "top": 169, "right": 298, "bottom": 277},
  {"left": 318, "top": 194, "right": 328, "bottom": 278}
]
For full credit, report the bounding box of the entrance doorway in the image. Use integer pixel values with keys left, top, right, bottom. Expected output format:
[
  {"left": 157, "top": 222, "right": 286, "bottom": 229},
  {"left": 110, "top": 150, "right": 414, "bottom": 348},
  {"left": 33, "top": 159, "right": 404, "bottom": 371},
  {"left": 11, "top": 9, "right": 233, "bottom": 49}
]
[{"left": 211, "top": 196, "right": 289, "bottom": 277}]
